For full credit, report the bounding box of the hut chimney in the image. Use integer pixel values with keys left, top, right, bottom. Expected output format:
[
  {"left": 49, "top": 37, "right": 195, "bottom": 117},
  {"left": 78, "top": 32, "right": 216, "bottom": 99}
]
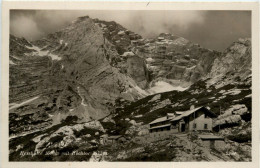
[{"left": 190, "top": 105, "right": 195, "bottom": 110}]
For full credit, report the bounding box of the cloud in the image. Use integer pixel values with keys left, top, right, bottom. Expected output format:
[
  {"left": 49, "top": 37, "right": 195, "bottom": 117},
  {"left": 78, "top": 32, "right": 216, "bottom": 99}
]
[
  {"left": 33, "top": 11, "right": 87, "bottom": 34},
  {"left": 10, "top": 10, "right": 206, "bottom": 40},
  {"left": 10, "top": 14, "right": 44, "bottom": 40},
  {"left": 10, "top": 10, "right": 86, "bottom": 40},
  {"left": 10, "top": 10, "right": 251, "bottom": 51},
  {"left": 82, "top": 10, "right": 207, "bottom": 38},
  {"left": 131, "top": 11, "right": 206, "bottom": 38}
]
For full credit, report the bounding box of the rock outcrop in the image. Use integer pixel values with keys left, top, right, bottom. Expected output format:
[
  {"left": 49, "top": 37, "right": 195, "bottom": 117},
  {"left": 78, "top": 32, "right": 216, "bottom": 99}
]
[
  {"left": 207, "top": 38, "right": 251, "bottom": 87},
  {"left": 34, "top": 120, "right": 105, "bottom": 153},
  {"left": 213, "top": 104, "right": 250, "bottom": 128},
  {"left": 126, "top": 55, "right": 149, "bottom": 89}
]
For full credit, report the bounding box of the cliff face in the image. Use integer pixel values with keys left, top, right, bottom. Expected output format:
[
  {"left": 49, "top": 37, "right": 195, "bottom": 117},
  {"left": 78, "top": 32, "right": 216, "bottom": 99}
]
[
  {"left": 135, "top": 33, "right": 221, "bottom": 88},
  {"left": 9, "top": 35, "right": 52, "bottom": 103},
  {"left": 207, "top": 38, "right": 251, "bottom": 87}
]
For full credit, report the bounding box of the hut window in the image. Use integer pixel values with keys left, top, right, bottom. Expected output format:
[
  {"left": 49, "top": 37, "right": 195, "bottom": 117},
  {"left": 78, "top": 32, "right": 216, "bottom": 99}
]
[
  {"left": 204, "top": 124, "right": 208, "bottom": 129},
  {"left": 193, "top": 123, "right": 196, "bottom": 129}
]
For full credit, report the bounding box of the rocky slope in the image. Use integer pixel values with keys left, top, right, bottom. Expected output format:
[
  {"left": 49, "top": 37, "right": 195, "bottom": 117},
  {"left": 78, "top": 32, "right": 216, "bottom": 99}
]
[{"left": 9, "top": 16, "right": 150, "bottom": 127}]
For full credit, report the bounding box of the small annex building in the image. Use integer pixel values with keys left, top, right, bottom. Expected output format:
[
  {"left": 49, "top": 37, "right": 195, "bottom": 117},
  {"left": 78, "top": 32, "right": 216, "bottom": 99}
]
[
  {"left": 148, "top": 113, "right": 176, "bottom": 139},
  {"left": 198, "top": 134, "right": 226, "bottom": 149},
  {"left": 149, "top": 113, "right": 175, "bottom": 133}
]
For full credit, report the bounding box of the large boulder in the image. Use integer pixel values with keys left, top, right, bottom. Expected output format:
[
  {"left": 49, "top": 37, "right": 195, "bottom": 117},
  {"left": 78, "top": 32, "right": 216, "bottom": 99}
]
[
  {"left": 34, "top": 121, "right": 105, "bottom": 153},
  {"left": 213, "top": 104, "right": 249, "bottom": 127}
]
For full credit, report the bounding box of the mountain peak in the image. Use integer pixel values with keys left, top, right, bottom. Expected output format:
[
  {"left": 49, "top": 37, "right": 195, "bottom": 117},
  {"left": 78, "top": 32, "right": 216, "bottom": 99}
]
[{"left": 73, "top": 15, "right": 91, "bottom": 23}]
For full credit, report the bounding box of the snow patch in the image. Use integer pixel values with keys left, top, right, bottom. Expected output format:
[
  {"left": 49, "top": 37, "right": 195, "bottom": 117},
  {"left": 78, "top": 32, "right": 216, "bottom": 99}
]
[
  {"left": 155, "top": 41, "right": 164, "bottom": 45},
  {"left": 134, "top": 115, "right": 143, "bottom": 118},
  {"left": 10, "top": 96, "right": 39, "bottom": 110},
  {"left": 146, "top": 57, "right": 154, "bottom": 62},
  {"left": 48, "top": 53, "right": 61, "bottom": 61},
  {"left": 148, "top": 81, "right": 187, "bottom": 94},
  {"left": 48, "top": 114, "right": 54, "bottom": 117},
  {"left": 223, "top": 89, "right": 241, "bottom": 95},
  {"left": 121, "top": 52, "right": 135, "bottom": 57},
  {"left": 11, "top": 55, "right": 22, "bottom": 60},
  {"left": 77, "top": 87, "right": 88, "bottom": 106},
  {"left": 59, "top": 40, "right": 63, "bottom": 44},
  {"left": 187, "top": 65, "right": 196, "bottom": 70},
  {"left": 219, "top": 90, "right": 225, "bottom": 94},
  {"left": 245, "top": 94, "right": 251, "bottom": 98},
  {"left": 158, "top": 37, "right": 164, "bottom": 40},
  {"left": 118, "top": 31, "right": 125, "bottom": 35},
  {"left": 10, "top": 60, "right": 16, "bottom": 65},
  {"left": 26, "top": 45, "right": 61, "bottom": 61}
]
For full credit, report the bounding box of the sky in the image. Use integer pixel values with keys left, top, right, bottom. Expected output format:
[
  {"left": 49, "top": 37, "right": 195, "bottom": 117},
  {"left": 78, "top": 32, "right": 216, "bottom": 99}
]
[{"left": 10, "top": 10, "right": 251, "bottom": 51}]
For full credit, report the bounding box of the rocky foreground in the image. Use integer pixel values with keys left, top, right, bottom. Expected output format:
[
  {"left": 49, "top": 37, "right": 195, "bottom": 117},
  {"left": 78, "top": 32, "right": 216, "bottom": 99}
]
[
  {"left": 9, "top": 123, "right": 251, "bottom": 161},
  {"left": 9, "top": 73, "right": 252, "bottom": 161}
]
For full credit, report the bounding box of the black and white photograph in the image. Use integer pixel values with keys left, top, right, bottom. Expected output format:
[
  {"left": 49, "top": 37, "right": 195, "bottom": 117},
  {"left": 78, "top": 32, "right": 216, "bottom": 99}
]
[{"left": 2, "top": 2, "right": 259, "bottom": 165}]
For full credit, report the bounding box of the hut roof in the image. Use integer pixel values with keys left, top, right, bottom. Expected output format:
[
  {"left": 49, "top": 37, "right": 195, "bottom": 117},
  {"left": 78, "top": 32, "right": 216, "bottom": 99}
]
[
  {"left": 149, "top": 124, "right": 171, "bottom": 130},
  {"left": 171, "top": 106, "right": 217, "bottom": 122}
]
